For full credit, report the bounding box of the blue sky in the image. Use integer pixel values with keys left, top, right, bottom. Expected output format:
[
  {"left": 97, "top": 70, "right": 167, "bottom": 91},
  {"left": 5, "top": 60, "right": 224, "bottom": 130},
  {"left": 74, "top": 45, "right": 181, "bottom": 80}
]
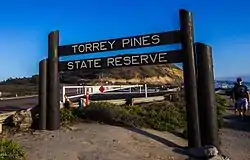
[{"left": 0, "top": 0, "right": 249, "bottom": 81}]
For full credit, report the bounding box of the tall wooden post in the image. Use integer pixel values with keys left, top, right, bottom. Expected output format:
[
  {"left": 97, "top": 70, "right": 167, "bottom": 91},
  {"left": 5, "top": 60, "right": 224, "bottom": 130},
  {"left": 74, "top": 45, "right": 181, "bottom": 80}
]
[
  {"left": 179, "top": 9, "right": 201, "bottom": 148},
  {"left": 47, "top": 31, "right": 60, "bottom": 130},
  {"left": 38, "top": 59, "right": 47, "bottom": 130},
  {"left": 196, "top": 42, "right": 219, "bottom": 149}
]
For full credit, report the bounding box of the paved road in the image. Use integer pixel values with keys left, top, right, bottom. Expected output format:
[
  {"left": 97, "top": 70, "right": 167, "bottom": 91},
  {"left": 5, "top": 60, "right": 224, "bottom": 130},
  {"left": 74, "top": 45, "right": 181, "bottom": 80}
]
[
  {"left": 0, "top": 91, "right": 174, "bottom": 113},
  {"left": 0, "top": 96, "right": 38, "bottom": 113}
]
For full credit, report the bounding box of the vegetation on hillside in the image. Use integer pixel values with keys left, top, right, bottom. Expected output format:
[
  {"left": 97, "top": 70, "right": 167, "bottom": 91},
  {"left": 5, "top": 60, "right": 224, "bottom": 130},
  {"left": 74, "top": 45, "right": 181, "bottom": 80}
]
[
  {"left": 0, "top": 75, "right": 38, "bottom": 97},
  {"left": 0, "top": 76, "right": 38, "bottom": 86},
  {"left": 61, "top": 64, "right": 183, "bottom": 85}
]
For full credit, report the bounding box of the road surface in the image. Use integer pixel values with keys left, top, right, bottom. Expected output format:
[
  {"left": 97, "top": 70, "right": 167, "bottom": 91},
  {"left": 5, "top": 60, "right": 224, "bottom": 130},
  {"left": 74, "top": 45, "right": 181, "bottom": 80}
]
[
  {"left": 0, "top": 91, "right": 172, "bottom": 113},
  {"left": 0, "top": 97, "right": 38, "bottom": 113}
]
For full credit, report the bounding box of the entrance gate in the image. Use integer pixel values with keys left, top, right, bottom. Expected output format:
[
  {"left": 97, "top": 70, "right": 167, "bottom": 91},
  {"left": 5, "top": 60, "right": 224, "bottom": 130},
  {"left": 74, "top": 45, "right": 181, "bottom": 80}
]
[{"left": 38, "top": 9, "right": 218, "bottom": 149}]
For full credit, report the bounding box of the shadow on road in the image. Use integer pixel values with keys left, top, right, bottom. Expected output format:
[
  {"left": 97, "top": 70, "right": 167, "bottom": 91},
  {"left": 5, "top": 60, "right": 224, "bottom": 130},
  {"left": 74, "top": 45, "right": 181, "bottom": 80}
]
[{"left": 125, "top": 127, "right": 188, "bottom": 156}]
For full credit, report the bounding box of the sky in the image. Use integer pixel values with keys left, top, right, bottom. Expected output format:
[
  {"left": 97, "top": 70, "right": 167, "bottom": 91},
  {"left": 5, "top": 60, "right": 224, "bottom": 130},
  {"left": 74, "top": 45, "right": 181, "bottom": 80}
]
[{"left": 0, "top": 0, "right": 249, "bottom": 81}]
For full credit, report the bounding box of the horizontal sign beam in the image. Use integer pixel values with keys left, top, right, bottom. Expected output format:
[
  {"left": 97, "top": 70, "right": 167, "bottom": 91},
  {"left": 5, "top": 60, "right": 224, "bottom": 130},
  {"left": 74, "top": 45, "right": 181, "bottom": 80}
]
[
  {"left": 59, "top": 50, "right": 182, "bottom": 71},
  {"left": 58, "top": 30, "right": 181, "bottom": 57}
]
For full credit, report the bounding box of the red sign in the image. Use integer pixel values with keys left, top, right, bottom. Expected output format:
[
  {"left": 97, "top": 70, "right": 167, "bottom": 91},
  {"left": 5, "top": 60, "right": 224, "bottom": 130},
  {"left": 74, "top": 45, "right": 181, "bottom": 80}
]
[{"left": 99, "top": 86, "right": 105, "bottom": 93}]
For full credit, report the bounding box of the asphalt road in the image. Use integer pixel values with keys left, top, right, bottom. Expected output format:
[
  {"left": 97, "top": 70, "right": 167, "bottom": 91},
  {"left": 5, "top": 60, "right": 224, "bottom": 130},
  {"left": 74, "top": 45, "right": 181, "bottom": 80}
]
[
  {"left": 0, "top": 91, "right": 174, "bottom": 113},
  {"left": 0, "top": 96, "right": 38, "bottom": 113}
]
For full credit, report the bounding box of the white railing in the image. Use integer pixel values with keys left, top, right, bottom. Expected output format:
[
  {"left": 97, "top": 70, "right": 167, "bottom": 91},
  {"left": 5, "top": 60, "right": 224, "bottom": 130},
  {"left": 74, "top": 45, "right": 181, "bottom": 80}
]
[{"left": 62, "top": 84, "right": 148, "bottom": 103}]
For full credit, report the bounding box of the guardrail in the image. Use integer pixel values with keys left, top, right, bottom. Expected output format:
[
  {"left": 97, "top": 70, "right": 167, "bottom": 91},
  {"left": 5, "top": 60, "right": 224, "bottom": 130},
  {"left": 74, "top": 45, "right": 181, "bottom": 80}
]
[
  {"left": 0, "top": 95, "right": 38, "bottom": 101},
  {"left": 62, "top": 84, "right": 147, "bottom": 103}
]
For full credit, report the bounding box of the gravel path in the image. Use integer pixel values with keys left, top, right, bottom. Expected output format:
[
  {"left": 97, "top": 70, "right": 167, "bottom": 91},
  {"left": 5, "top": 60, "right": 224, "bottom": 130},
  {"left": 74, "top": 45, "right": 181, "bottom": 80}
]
[
  {"left": 10, "top": 123, "right": 188, "bottom": 160},
  {"left": 220, "top": 109, "right": 250, "bottom": 160}
]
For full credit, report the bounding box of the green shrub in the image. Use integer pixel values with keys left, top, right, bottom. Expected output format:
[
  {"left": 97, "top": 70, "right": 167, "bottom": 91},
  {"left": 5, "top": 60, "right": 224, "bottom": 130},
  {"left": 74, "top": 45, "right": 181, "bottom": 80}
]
[
  {"left": 59, "top": 92, "right": 228, "bottom": 135},
  {"left": 81, "top": 102, "right": 145, "bottom": 127},
  {"left": 141, "top": 100, "right": 186, "bottom": 131},
  {"left": 60, "top": 107, "right": 82, "bottom": 125},
  {"left": 79, "top": 99, "right": 187, "bottom": 132},
  {"left": 215, "top": 94, "right": 227, "bottom": 117},
  {"left": 0, "top": 138, "right": 26, "bottom": 160},
  {"left": 215, "top": 94, "right": 227, "bottom": 128}
]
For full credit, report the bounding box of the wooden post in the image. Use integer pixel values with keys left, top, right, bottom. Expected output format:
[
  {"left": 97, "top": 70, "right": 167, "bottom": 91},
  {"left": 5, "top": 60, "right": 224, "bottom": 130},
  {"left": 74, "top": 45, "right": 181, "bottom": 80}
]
[
  {"left": 196, "top": 42, "right": 219, "bottom": 148},
  {"left": 179, "top": 9, "right": 201, "bottom": 148},
  {"left": 38, "top": 59, "right": 47, "bottom": 130},
  {"left": 47, "top": 31, "right": 60, "bottom": 130}
]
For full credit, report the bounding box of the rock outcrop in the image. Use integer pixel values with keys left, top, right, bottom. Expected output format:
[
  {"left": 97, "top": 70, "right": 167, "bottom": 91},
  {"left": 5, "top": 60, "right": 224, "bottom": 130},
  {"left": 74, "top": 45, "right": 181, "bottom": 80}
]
[{"left": 12, "top": 109, "right": 32, "bottom": 131}]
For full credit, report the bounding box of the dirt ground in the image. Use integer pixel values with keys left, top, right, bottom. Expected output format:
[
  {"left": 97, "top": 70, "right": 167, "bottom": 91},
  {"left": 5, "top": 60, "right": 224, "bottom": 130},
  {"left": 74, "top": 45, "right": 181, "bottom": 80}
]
[
  {"left": 10, "top": 117, "right": 250, "bottom": 160},
  {"left": 7, "top": 97, "right": 250, "bottom": 160},
  {"left": 219, "top": 110, "right": 250, "bottom": 160},
  {"left": 10, "top": 123, "right": 188, "bottom": 160}
]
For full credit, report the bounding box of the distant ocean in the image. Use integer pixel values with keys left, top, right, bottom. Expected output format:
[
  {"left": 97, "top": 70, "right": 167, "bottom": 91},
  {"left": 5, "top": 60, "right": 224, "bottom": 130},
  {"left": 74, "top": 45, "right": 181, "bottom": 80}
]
[{"left": 215, "top": 80, "right": 250, "bottom": 89}]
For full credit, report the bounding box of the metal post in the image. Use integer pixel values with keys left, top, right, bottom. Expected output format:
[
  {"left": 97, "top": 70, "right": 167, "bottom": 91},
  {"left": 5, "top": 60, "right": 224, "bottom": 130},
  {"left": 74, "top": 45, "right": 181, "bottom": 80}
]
[
  {"left": 196, "top": 42, "right": 219, "bottom": 148},
  {"left": 47, "top": 30, "right": 60, "bottom": 130},
  {"left": 62, "top": 86, "right": 66, "bottom": 103},
  {"left": 179, "top": 9, "right": 201, "bottom": 148},
  {"left": 38, "top": 59, "right": 47, "bottom": 130},
  {"left": 145, "top": 84, "right": 148, "bottom": 98}
]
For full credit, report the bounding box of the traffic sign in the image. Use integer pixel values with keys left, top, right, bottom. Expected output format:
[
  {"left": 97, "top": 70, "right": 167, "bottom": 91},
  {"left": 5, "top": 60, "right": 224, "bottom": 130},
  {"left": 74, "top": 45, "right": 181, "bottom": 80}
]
[{"left": 99, "top": 86, "right": 105, "bottom": 93}]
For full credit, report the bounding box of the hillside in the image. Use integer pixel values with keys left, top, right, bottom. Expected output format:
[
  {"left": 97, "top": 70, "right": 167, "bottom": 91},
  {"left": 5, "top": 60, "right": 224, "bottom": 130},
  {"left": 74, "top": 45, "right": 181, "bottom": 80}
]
[
  {"left": 60, "top": 64, "right": 183, "bottom": 85},
  {"left": 0, "top": 75, "right": 39, "bottom": 97},
  {"left": 0, "top": 64, "right": 183, "bottom": 96}
]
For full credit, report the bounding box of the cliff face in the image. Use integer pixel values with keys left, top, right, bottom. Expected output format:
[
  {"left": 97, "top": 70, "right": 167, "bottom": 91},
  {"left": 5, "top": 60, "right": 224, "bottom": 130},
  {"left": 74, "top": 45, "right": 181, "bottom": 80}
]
[{"left": 60, "top": 64, "right": 183, "bottom": 85}]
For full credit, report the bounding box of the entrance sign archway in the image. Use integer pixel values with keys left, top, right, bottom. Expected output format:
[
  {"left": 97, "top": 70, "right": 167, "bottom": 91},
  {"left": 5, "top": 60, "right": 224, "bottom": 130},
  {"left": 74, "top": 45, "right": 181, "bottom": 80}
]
[{"left": 38, "top": 9, "right": 218, "bottom": 149}]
